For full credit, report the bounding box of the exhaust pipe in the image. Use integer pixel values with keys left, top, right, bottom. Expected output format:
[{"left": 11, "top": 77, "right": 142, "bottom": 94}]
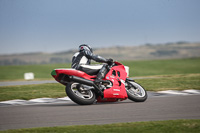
[
  {"left": 69, "top": 76, "right": 94, "bottom": 86},
  {"left": 60, "top": 75, "right": 103, "bottom": 96}
]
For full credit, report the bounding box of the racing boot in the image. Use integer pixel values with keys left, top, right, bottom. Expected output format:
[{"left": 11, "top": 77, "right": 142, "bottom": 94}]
[{"left": 94, "top": 64, "right": 109, "bottom": 89}]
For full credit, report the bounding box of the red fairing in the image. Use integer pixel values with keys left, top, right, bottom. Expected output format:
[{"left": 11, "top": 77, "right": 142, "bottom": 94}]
[
  {"left": 101, "top": 64, "right": 128, "bottom": 100},
  {"left": 96, "top": 97, "right": 118, "bottom": 102},
  {"left": 53, "top": 69, "right": 96, "bottom": 82},
  {"left": 114, "top": 61, "right": 123, "bottom": 65}
]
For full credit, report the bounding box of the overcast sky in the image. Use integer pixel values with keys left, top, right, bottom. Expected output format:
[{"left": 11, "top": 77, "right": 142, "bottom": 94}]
[{"left": 0, "top": 0, "right": 200, "bottom": 54}]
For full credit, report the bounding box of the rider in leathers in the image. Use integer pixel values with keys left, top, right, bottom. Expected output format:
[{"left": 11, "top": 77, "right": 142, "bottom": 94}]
[{"left": 71, "top": 44, "right": 113, "bottom": 83}]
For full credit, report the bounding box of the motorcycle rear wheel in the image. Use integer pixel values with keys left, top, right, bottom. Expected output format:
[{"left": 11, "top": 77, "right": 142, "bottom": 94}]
[
  {"left": 65, "top": 83, "right": 96, "bottom": 105},
  {"left": 125, "top": 81, "right": 147, "bottom": 102}
]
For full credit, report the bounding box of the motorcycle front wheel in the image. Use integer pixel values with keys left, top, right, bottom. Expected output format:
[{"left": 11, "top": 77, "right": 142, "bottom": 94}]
[
  {"left": 65, "top": 83, "right": 96, "bottom": 105},
  {"left": 125, "top": 81, "right": 147, "bottom": 102}
]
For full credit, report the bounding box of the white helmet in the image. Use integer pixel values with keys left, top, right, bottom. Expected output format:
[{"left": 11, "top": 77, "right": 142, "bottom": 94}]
[{"left": 79, "top": 44, "right": 93, "bottom": 53}]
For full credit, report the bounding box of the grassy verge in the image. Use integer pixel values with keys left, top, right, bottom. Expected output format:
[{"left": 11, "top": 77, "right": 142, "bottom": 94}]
[
  {"left": 122, "top": 58, "right": 200, "bottom": 76},
  {"left": 0, "top": 58, "right": 200, "bottom": 81},
  {"left": 0, "top": 63, "right": 71, "bottom": 81},
  {"left": 0, "top": 73, "right": 199, "bottom": 101},
  {"left": 1, "top": 119, "right": 200, "bottom": 133},
  {"left": 0, "top": 83, "right": 66, "bottom": 101},
  {"left": 135, "top": 73, "right": 200, "bottom": 91}
]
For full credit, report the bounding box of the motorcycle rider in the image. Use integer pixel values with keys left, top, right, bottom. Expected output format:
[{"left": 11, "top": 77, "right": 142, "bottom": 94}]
[{"left": 71, "top": 44, "right": 113, "bottom": 84}]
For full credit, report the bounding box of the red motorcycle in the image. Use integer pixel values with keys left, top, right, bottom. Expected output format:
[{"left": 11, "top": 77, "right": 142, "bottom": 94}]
[{"left": 51, "top": 61, "right": 147, "bottom": 105}]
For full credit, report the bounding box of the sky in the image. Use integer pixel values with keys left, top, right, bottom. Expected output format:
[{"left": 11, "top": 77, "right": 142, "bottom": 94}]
[{"left": 0, "top": 0, "right": 200, "bottom": 54}]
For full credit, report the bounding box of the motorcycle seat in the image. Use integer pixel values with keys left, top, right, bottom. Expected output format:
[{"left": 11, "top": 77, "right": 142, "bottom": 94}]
[{"left": 78, "top": 64, "right": 103, "bottom": 75}]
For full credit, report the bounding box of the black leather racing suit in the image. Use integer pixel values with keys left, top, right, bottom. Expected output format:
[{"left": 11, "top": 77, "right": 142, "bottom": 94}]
[
  {"left": 71, "top": 48, "right": 109, "bottom": 78},
  {"left": 71, "top": 49, "right": 108, "bottom": 69}
]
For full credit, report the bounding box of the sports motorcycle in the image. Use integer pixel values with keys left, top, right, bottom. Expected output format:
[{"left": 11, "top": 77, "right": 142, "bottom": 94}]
[{"left": 51, "top": 61, "right": 147, "bottom": 105}]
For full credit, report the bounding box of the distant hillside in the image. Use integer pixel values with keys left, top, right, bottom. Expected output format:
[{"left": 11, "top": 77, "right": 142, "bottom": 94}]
[{"left": 0, "top": 42, "right": 200, "bottom": 65}]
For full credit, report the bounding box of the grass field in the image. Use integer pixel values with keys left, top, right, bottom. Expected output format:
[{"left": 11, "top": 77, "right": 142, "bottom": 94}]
[
  {"left": 0, "top": 83, "right": 65, "bottom": 101},
  {"left": 0, "top": 58, "right": 200, "bottom": 101},
  {"left": 0, "top": 73, "right": 199, "bottom": 101},
  {"left": 1, "top": 119, "right": 200, "bottom": 133},
  {"left": 121, "top": 58, "right": 200, "bottom": 77},
  {"left": 0, "top": 63, "right": 71, "bottom": 81},
  {"left": 135, "top": 73, "right": 200, "bottom": 91},
  {"left": 0, "top": 58, "right": 200, "bottom": 81}
]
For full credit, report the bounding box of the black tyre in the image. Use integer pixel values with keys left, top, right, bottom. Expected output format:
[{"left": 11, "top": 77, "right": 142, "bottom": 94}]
[
  {"left": 125, "top": 81, "right": 147, "bottom": 102},
  {"left": 65, "top": 83, "right": 96, "bottom": 105}
]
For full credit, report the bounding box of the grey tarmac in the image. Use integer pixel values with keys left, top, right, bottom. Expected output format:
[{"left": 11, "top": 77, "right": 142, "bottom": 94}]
[{"left": 0, "top": 95, "right": 200, "bottom": 131}]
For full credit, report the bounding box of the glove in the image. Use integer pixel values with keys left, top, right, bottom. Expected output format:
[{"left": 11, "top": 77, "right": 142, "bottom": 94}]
[{"left": 107, "top": 58, "right": 113, "bottom": 66}]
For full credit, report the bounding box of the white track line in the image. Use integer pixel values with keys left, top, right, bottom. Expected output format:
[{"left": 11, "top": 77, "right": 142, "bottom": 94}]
[
  {"left": 157, "top": 90, "right": 188, "bottom": 95},
  {"left": 0, "top": 90, "right": 200, "bottom": 106},
  {"left": 157, "top": 89, "right": 200, "bottom": 95},
  {"left": 182, "top": 89, "right": 200, "bottom": 94},
  {"left": 0, "top": 97, "right": 71, "bottom": 106}
]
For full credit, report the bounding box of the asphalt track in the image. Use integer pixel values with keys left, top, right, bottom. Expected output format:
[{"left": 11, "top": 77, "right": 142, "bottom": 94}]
[{"left": 0, "top": 95, "right": 200, "bottom": 131}]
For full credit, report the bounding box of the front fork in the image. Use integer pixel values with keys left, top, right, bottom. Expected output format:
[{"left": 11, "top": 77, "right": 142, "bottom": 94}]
[{"left": 125, "top": 78, "right": 137, "bottom": 90}]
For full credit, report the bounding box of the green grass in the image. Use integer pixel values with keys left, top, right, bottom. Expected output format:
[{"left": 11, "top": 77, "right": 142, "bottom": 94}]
[
  {"left": 135, "top": 74, "right": 200, "bottom": 91},
  {"left": 122, "top": 58, "right": 200, "bottom": 77},
  {"left": 0, "top": 58, "right": 200, "bottom": 101},
  {"left": 0, "top": 58, "right": 200, "bottom": 81},
  {"left": 2, "top": 119, "right": 200, "bottom": 133},
  {"left": 0, "top": 63, "right": 71, "bottom": 81},
  {"left": 0, "top": 73, "right": 199, "bottom": 101},
  {"left": 0, "top": 83, "right": 66, "bottom": 101}
]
